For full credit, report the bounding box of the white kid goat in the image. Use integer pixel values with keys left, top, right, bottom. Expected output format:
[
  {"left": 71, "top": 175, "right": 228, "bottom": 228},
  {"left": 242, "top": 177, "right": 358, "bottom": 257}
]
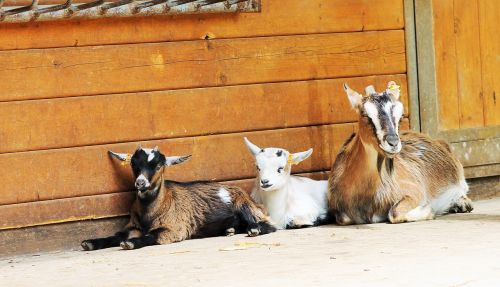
[{"left": 244, "top": 137, "right": 330, "bottom": 229}]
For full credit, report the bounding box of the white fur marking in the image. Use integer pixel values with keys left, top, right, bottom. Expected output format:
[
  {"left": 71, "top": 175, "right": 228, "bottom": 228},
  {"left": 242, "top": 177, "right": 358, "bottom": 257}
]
[
  {"left": 431, "top": 183, "right": 468, "bottom": 215},
  {"left": 405, "top": 205, "right": 433, "bottom": 222},
  {"left": 137, "top": 174, "right": 148, "bottom": 182},
  {"left": 217, "top": 188, "right": 232, "bottom": 204},
  {"left": 136, "top": 174, "right": 150, "bottom": 188},
  {"left": 393, "top": 102, "right": 404, "bottom": 122},
  {"left": 142, "top": 148, "right": 155, "bottom": 162},
  {"left": 364, "top": 102, "right": 384, "bottom": 141}
]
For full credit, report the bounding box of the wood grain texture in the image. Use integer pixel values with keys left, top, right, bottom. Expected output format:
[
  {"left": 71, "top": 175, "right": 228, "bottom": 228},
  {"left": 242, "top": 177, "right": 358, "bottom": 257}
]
[
  {"left": 0, "top": 171, "right": 330, "bottom": 230},
  {"left": 433, "top": 0, "right": 460, "bottom": 130},
  {"left": 0, "top": 31, "right": 406, "bottom": 102},
  {"left": 0, "top": 217, "right": 129, "bottom": 257},
  {"left": 478, "top": 0, "right": 500, "bottom": 126},
  {"left": 0, "top": 192, "right": 135, "bottom": 230},
  {"left": 0, "top": 0, "right": 404, "bottom": 51},
  {"left": 0, "top": 123, "right": 359, "bottom": 205},
  {"left": 450, "top": 137, "right": 500, "bottom": 167},
  {"left": 0, "top": 75, "right": 409, "bottom": 153},
  {"left": 453, "top": 0, "right": 484, "bottom": 129}
]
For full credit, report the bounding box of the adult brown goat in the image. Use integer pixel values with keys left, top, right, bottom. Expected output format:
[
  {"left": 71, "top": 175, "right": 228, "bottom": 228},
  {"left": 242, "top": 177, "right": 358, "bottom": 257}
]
[
  {"left": 328, "top": 82, "right": 473, "bottom": 225},
  {"left": 81, "top": 146, "right": 276, "bottom": 250}
]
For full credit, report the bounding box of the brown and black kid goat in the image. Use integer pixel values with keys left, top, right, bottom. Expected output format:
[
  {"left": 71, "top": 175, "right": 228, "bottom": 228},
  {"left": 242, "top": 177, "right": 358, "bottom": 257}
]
[{"left": 81, "top": 146, "right": 276, "bottom": 250}]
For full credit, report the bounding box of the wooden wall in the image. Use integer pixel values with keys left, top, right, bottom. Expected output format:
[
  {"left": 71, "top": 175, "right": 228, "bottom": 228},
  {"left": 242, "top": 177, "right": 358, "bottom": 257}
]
[
  {"left": 433, "top": 0, "right": 499, "bottom": 130},
  {"left": 0, "top": 0, "right": 408, "bottom": 232}
]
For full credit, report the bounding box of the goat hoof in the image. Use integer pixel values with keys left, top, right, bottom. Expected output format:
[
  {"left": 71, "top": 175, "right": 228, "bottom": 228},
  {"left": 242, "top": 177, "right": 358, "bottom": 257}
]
[
  {"left": 247, "top": 228, "right": 260, "bottom": 237},
  {"left": 449, "top": 196, "right": 474, "bottom": 213},
  {"left": 120, "top": 241, "right": 135, "bottom": 250},
  {"left": 81, "top": 241, "right": 94, "bottom": 251},
  {"left": 225, "top": 227, "right": 236, "bottom": 236}
]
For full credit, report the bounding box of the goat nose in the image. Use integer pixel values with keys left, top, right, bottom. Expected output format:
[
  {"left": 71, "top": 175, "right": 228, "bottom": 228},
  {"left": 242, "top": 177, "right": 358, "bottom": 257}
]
[
  {"left": 135, "top": 178, "right": 146, "bottom": 188},
  {"left": 385, "top": 134, "right": 400, "bottom": 147},
  {"left": 260, "top": 179, "right": 269, "bottom": 185}
]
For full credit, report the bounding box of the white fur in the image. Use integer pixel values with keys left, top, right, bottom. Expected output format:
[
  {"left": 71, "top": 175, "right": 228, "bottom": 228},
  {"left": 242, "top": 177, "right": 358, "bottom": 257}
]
[
  {"left": 136, "top": 174, "right": 150, "bottom": 187},
  {"left": 393, "top": 101, "right": 404, "bottom": 126},
  {"left": 217, "top": 188, "right": 232, "bottom": 204},
  {"left": 403, "top": 205, "right": 433, "bottom": 222},
  {"left": 142, "top": 148, "right": 155, "bottom": 162},
  {"left": 244, "top": 138, "right": 328, "bottom": 229},
  {"left": 364, "top": 98, "right": 403, "bottom": 154},
  {"left": 364, "top": 102, "right": 384, "bottom": 142},
  {"left": 431, "top": 180, "right": 469, "bottom": 215},
  {"left": 252, "top": 176, "right": 328, "bottom": 229}
]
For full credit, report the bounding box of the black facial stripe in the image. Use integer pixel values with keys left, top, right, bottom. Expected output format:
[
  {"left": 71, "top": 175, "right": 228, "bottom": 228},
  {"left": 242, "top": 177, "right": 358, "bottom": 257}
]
[
  {"left": 363, "top": 92, "right": 400, "bottom": 142},
  {"left": 276, "top": 150, "right": 283, "bottom": 157},
  {"left": 379, "top": 113, "right": 395, "bottom": 135}
]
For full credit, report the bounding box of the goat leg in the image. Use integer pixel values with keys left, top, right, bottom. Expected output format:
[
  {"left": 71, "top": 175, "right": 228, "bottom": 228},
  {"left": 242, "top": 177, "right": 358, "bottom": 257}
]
[
  {"left": 120, "top": 228, "right": 167, "bottom": 250},
  {"left": 81, "top": 230, "right": 129, "bottom": 251}
]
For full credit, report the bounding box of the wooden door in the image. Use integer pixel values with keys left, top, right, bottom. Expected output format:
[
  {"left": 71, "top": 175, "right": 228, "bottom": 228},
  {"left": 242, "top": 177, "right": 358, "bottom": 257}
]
[{"left": 413, "top": 0, "right": 500, "bottom": 178}]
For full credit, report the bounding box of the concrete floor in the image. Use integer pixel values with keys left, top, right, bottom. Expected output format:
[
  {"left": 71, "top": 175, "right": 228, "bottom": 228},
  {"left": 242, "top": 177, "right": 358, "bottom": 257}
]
[{"left": 1, "top": 198, "right": 499, "bottom": 287}]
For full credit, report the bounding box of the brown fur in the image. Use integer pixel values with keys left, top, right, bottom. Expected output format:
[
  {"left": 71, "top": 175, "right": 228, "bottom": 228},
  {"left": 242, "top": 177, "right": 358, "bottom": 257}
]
[
  {"left": 126, "top": 180, "right": 271, "bottom": 244},
  {"left": 328, "top": 115, "right": 471, "bottom": 225},
  {"left": 82, "top": 157, "right": 275, "bottom": 251}
]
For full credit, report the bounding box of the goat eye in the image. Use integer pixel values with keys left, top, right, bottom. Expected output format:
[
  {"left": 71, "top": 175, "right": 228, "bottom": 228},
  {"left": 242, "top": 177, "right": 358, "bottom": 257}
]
[
  {"left": 277, "top": 167, "right": 284, "bottom": 173},
  {"left": 256, "top": 165, "right": 260, "bottom": 171}
]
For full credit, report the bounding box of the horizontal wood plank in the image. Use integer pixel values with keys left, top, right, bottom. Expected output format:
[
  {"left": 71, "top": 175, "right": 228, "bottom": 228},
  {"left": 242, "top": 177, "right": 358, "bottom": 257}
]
[
  {"left": 0, "top": 0, "right": 404, "bottom": 51},
  {"left": 0, "top": 75, "right": 408, "bottom": 153},
  {"left": 0, "top": 171, "right": 329, "bottom": 230},
  {"left": 464, "top": 164, "right": 500, "bottom": 179},
  {"left": 0, "top": 31, "right": 406, "bottom": 101},
  {"left": 0, "top": 192, "right": 134, "bottom": 230},
  {"left": 0, "top": 217, "right": 128, "bottom": 256},
  {"left": 450, "top": 138, "right": 500, "bottom": 167},
  {"left": 0, "top": 123, "right": 358, "bottom": 205},
  {"left": 0, "top": 120, "right": 409, "bottom": 206}
]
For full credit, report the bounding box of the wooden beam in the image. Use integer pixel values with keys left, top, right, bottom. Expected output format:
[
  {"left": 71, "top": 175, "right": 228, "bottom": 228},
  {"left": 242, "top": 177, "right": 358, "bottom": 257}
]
[
  {"left": 0, "top": 0, "right": 405, "bottom": 50},
  {"left": 0, "top": 217, "right": 128, "bottom": 257},
  {"left": 0, "top": 0, "right": 260, "bottom": 24},
  {"left": 0, "top": 75, "right": 408, "bottom": 153},
  {"left": 0, "top": 120, "right": 409, "bottom": 206},
  {"left": 0, "top": 31, "right": 406, "bottom": 101},
  {"left": 0, "top": 123, "right": 357, "bottom": 205},
  {"left": 0, "top": 171, "right": 329, "bottom": 230},
  {"left": 450, "top": 138, "right": 500, "bottom": 167}
]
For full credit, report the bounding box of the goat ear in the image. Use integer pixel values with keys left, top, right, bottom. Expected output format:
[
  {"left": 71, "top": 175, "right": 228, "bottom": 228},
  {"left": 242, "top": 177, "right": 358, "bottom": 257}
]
[
  {"left": 243, "top": 137, "right": 262, "bottom": 156},
  {"left": 343, "top": 83, "right": 363, "bottom": 109},
  {"left": 108, "top": 151, "right": 132, "bottom": 163},
  {"left": 291, "top": 148, "right": 313, "bottom": 165},
  {"left": 165, "top": 155, "right": 191, "bottom": 166},
  {"left": 386, "top": 81, "right": 401, "bottom": 100},
  {"left": 364, "top": 85, "right": 376, "bottom": 96},
  {"left": 153, "top": 146, "right": 159, "bottom": 152}
]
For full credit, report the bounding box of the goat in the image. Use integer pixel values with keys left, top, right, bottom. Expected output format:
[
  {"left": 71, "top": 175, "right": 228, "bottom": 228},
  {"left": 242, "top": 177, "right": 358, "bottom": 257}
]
[
  {"left": 328, "top": 81, "right": 473, "bottom": 225},
  {"left": 81, "top": 146, "right": 276, "bottom": 250},
  {"left": 244, "top": 137, "right": 329, "bottom": 229}
]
